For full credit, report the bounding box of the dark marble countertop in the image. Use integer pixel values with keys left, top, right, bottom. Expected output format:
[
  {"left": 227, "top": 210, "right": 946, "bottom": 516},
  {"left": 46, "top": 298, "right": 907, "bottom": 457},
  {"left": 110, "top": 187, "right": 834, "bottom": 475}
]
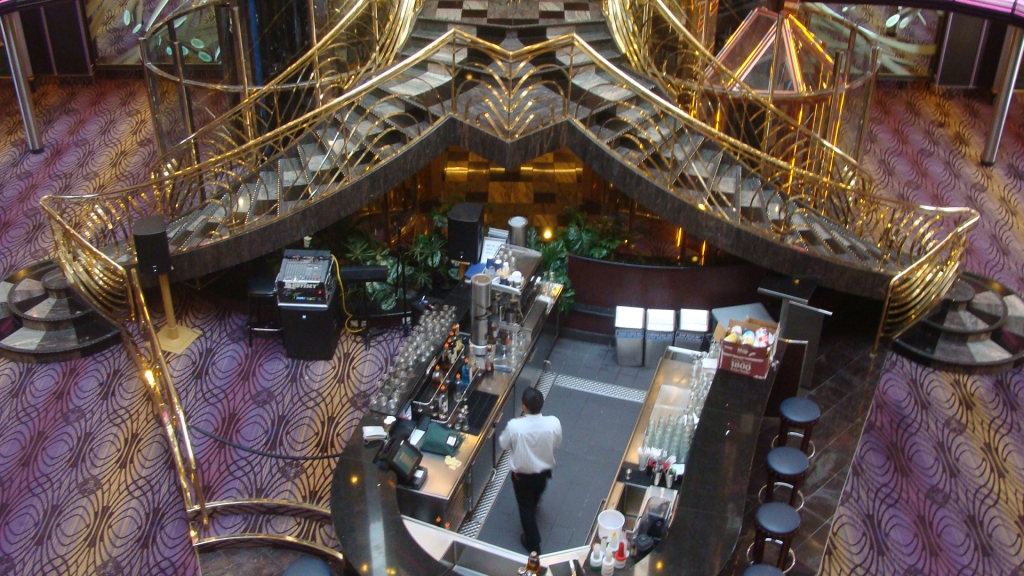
[{"left": 331, "top": 345, "right": 777, "bottom": 576}]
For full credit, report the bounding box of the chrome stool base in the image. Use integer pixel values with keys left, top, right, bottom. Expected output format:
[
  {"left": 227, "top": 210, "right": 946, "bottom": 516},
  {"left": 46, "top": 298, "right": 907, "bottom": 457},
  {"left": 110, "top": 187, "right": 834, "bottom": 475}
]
[
  {"left": 747, "top": 539, "right": 796, "bottom": 573},
  {"left": 772, "top": 432, "right": 816, "bottom": 459},
  {"left": 758, "top": 482, "right": 805, "bottom": 511}
]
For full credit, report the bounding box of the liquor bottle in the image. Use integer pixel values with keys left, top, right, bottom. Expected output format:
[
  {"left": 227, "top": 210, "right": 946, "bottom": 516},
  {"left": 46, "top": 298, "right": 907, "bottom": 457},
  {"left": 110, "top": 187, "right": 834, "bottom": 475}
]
[
  {"left": 526, "top": 551, "right": 540, "bottom": 573},
  {"left": 431, "top": 365, "right": 443, "bottom": 388},
  {"left": 438, "top": 384, "right": 448, "bottom": 418},
  {"left": 441, "top": 343, "right": 451, "bottom": 371}
]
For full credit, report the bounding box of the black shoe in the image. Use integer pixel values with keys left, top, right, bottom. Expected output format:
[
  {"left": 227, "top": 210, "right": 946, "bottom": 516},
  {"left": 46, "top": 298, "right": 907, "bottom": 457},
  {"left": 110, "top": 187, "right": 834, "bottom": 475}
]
[{"left": 520, "top": 534, "right": 540, "bottom": 555}]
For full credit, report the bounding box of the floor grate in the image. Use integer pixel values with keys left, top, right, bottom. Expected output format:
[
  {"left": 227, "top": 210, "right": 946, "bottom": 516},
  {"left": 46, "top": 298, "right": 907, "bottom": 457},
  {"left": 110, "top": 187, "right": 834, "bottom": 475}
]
[
  {"left": 550, "top": 373, "right": 647, "bottom": 403},
  {"left": 459, "top": 449, "right": 512, "bottom": 538}
]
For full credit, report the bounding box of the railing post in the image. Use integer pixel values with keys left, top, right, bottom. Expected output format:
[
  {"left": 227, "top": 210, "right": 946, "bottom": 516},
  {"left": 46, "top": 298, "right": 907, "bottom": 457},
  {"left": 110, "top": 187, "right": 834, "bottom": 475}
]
[
  {"left": 854, "top": 46, "right": 880, "bottom": 163},
  {"left": 168, "top": 23, "right": 202, "bottom": 199},
  {"left": 821, "top": 50, "right": 845, "bottom": 191},
  {"left": 0, "top": 12, "right": 42, "bottom": 153},
  {"left": 139, "top": 39, "right": 166, "bottom": 157},
  {"left": 307, "top": 0, "right": 323, "bottom": 105},
  {"left": 982, "top": 26, "right": 1024, "bottom": 166},
  {"left": 762, "top": 12, "right": 784, "bottom": 156},
  {"left": 232, "top": 6, "right": 257, "bottom": 144}
]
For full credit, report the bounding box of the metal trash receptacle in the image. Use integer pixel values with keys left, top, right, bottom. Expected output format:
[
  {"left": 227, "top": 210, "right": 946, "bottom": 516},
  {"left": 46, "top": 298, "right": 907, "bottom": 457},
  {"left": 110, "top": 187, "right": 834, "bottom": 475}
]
[
  {"left": 615, "top": 306, "right": 645, "bottom": 367},
  {"left": 675, "top": 308, "right": 709, "bottom": 351},
  {"left": 644, "top": 309, "right": 675, "bottom": 366}
]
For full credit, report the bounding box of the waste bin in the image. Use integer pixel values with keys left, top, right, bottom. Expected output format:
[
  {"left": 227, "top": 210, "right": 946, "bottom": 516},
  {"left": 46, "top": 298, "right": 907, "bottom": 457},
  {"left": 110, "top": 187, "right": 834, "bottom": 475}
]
[
  {"left": 675, "top": 308, "right": 709, "bottom": 351},
  {"left": 644, "top": 309, "right": 676, "bottom": 366},
  {"left": 615, "top": 306, "right": 645, "bottom": 367}
]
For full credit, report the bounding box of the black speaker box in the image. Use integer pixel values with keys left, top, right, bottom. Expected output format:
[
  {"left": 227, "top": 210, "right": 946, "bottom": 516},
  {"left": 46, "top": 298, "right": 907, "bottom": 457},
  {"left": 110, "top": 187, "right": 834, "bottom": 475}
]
[
  {"left": 133, "top": 215, "right": 172, "bottom": 275},
  {"left": 447, "top": 203, "right": 484, "bottom": 263}
]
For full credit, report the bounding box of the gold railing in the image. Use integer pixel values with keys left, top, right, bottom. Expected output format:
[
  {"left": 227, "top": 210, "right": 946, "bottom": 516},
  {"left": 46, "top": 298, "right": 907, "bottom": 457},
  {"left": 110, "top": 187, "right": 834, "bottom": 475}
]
[
  {"left": 142, "top": 0, "right": 421, "bottom": 159},
  {"left": 875, "top": 211, "right": 978, "bottom": 351},
  {"left": 605, "top": 0, "right": 978, "bottom": 329},
  {"left": 604, "top": 0, "right": 874, "bottom": 183},
  {"left": 125, "top": 269, "right": 207, "bottom": 525},
  {"left": 45, "top": 31, "right": 977, "bottom": 383}
]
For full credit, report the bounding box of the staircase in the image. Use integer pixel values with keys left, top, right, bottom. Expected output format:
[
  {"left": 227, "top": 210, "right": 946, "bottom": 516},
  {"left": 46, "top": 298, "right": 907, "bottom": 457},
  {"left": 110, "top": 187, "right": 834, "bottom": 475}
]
[
  {"left": 143, "top": 27, "right": 912, "bottom": 285},
  {"left": 0, "top": 260, "right": 121, "bottom": 363},
  {"left": 893, "top": 273, "right": 1024, "bottom": 374}
]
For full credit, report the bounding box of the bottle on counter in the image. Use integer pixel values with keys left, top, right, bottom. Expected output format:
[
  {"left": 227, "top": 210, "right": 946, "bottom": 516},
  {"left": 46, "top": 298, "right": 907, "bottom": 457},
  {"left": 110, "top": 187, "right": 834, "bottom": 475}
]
[
  {"left": 438, "top": 384, "right": 449, "bottom": 418},
  {"left": 431, "top": 365, "right": 443, "bottom": 388},
  {"left": 589, "top": 543, "right": 603, "bottom": 572},
  {"left": 614, "top": 541, "right": 628, "bottom": 569},
  {"left": 453, "top": 373, "right": 464, "bottom": 403},
  {"left": 601, "top": 540, "right": 615, "bottom": 575},
  {"left": 441, "top": 343, "right": 451, "bottom": 371},
  {"left": 461, "top": 357, "right": 471, "bottom": 385},
  {"left": 526, "top": 551, "right": 541, "bottom": 573}
]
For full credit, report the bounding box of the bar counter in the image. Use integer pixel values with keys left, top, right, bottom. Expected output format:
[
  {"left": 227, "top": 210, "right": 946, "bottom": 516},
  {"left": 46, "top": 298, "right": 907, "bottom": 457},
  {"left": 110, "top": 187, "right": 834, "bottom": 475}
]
[{"left": 331, "top": 317, "right": 781, "bottom": 576}]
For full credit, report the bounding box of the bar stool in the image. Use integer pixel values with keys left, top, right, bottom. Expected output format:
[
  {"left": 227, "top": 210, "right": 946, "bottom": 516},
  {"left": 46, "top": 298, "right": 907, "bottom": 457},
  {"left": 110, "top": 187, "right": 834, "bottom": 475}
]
[
  {"left": 775, "top": 397, "right": 820, "bottom": 458},
  {"left": 743, "top": 564, "right": 785, "bottom": 576},
  {"left": 247, "top": 274, "right": 282, "bottom": 346},
  {"left": 762, "top": 446, "right": 809, "bottom": 510},
  {"left": 749, "top": 502, "right": 800, "bottom": 571}
]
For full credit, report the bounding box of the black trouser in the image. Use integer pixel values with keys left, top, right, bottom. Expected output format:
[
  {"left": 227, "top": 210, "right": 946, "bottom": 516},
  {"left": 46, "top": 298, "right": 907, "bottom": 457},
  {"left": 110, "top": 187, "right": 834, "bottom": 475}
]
[{"left": 511, "top": 470, "right": 551, "bottom": 553}]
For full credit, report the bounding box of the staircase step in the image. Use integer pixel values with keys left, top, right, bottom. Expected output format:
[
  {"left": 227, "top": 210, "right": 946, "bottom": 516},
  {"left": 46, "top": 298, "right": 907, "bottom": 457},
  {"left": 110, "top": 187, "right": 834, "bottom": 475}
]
[
  {"left": 893, "top": 273, "right": 1024, "bottom": 374},
  {"left": 0, "top": 260, "right": 121, "bottom": 364}
]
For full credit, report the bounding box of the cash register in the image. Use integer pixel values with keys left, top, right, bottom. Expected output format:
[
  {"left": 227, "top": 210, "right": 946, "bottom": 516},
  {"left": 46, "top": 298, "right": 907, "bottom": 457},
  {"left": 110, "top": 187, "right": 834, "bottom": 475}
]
[{"left": 386, "top": 439, "right": 428, "bottom": 490}]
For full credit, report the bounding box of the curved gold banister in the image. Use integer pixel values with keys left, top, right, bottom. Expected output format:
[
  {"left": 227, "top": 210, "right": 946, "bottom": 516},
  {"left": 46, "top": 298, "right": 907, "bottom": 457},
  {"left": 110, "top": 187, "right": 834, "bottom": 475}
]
[
  {"left": 45, "top": 30, "right": 975, "bottom": 277},
  {"left": 38, "top": 18, "right": 980, "bottom": 560}
]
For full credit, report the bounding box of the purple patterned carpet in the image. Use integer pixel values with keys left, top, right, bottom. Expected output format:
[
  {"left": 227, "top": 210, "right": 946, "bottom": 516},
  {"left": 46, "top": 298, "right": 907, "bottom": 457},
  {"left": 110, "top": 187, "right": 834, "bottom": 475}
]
[
  {"left": 821, "top": 83, "right": 1024, "bottom": 575},
  {"left": 0, "top": 79, "right": 199, "bottom": 575},
  {"left": 1, "top": 74, "right": 1024, "bottom": 575}
]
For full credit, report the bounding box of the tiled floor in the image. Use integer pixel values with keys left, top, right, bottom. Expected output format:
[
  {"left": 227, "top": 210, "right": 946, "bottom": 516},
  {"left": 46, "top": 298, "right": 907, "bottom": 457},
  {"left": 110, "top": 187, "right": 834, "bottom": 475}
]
[
  {"left": 476, "top": 371, "right": 644, "bottom": 554},
  {"left": 718, "top": 291, "right": 886, "bottom": 575},
  {"left": 546, "top": 336, "right": 658, "bottom": 391}
]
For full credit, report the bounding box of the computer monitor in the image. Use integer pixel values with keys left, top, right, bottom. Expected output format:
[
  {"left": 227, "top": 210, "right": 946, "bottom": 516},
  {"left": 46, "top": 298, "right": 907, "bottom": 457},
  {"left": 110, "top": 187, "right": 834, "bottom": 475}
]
[{"left": 387, "top": 439, "right": 422, "bottom": 485}]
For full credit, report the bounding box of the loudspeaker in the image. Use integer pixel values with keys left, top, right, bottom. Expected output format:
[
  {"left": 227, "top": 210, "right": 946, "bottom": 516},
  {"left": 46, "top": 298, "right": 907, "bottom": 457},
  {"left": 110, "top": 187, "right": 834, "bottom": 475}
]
[
  {"left": 447, "top": 203, "right": 484, "bottom": 263},
  {"left": 133, "top": 215, "right": 172, "bottom": 275}
]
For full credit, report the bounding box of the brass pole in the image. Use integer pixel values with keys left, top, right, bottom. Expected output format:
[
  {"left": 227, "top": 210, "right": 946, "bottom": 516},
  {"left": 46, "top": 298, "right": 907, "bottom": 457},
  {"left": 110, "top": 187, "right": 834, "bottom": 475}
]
[
  {"left": 307, "top": 0, "right": 322, "bottom": 105},
  {"left": 231, "top": 6, "right": 256, "bottom": 144},
  {"left": 854, "top": 46, "right": 880, "bottom": 162},
  {"left": 139, "top": 39, "right": 166, "bottom": 156},
  {"left": 159, "top": 274, "right": 180, "bottom": 341}
]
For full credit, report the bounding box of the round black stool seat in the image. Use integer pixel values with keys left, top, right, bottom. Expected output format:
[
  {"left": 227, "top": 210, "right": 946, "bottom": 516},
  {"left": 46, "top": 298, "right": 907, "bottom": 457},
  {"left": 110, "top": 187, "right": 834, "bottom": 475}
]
[
  {"left": 249, "top": 274, "right": 277, "bottom": 297},
  {"left": 743, "top": 564, "right": 785, "bottom": 576},
  {"left": 751, "top": 502, "right": 801, "bottom": 570},
  {"left": 764, "top": 446, "right": 810, "bottom": 508},
  {"left": 777, "top": 397, "right": 821, "bottom": 457},
  {"left": 756, "top": 502, "right": 801, "bottom": 537},
  {"left": 767, "top": 446, "right": 809, "bottom": 477},
  {"left": 780, "top": 397, "right": 820, "bottom": 424}
]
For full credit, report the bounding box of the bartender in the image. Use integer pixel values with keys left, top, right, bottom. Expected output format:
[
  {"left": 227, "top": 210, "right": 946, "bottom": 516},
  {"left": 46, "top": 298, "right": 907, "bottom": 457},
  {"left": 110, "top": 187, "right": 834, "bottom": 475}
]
[{"left": 498, "top": 387, "right": 562, "bottom": 555}]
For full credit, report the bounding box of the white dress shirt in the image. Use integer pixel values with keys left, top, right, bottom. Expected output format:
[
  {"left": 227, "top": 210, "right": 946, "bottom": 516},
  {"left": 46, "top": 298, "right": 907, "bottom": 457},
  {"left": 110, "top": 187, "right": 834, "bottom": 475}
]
[{"left": 498, "top": 413, "right": 563, "bottom": 474}]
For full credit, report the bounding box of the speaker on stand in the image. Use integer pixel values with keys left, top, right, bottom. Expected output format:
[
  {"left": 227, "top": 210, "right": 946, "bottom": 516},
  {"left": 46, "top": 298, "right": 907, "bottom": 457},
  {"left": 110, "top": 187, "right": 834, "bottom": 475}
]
[
  {"left": 447, "top": 203, "right": 484, "bottom": 280},
  {"left": 133, "top": 215, "right": 201, "bottom": 354}
]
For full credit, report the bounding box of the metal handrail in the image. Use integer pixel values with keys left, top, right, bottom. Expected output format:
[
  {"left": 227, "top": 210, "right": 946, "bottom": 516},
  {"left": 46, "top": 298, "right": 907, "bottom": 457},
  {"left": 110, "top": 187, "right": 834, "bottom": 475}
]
[
  {"left": 45, "top": 29, "right": 976, "bottom": 272},
  {"left": 44, "top": 28, "right": 979, "bottom": 397}
]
